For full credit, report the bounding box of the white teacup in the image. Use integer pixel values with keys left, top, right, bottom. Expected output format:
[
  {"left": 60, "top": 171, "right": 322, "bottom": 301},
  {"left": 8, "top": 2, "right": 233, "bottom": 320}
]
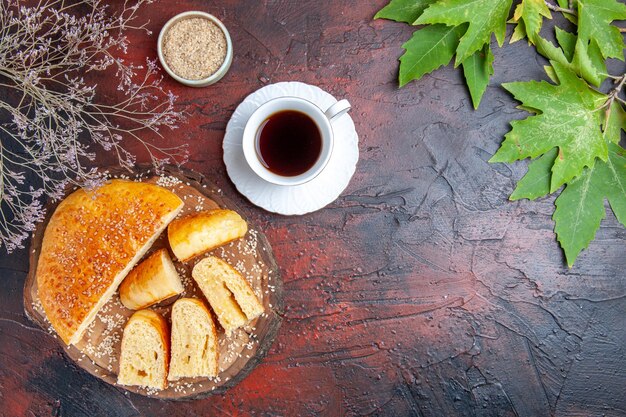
[{"left": 242, "top": 97, "right": 351, "bottom": 186}]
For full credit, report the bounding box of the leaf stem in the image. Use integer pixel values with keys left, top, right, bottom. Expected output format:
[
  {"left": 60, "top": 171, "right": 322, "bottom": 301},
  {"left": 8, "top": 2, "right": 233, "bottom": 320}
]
[
  {"left": 608, "top": 74, "right": 626, "bottom": 100},
  {"left": 545, "top": 0, "right": 577, "bottom": 16},
  {"left": 601, "top": 73, "right": 626, "bottom": 129}
]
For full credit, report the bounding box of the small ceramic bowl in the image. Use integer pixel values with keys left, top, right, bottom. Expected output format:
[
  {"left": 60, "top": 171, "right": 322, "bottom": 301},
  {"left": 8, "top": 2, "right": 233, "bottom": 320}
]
[{"left": 157, "top": 11, "right": 233, "bottom": 87}]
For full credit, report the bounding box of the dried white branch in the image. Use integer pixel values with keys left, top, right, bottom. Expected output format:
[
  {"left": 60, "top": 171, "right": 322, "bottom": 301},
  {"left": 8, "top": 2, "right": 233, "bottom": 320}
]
[{"left": 0, "top": 0, "right": 187, "bottom": 252}]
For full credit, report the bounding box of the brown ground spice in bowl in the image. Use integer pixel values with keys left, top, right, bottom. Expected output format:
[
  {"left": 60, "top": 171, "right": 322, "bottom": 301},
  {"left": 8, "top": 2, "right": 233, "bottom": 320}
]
[{"left": 162, "top": 17, "right": 227, "bottom": 80}]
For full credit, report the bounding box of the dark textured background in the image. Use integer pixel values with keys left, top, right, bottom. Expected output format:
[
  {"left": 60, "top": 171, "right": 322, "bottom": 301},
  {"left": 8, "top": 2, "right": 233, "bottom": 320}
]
[{"left": 2, "top": 1, "right": 626, "bottom": 416}]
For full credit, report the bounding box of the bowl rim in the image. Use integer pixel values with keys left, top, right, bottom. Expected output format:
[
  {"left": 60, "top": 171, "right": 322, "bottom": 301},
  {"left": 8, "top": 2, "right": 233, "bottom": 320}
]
[{"left": 157, "top": 11, "right": 233, "bottom": 87}]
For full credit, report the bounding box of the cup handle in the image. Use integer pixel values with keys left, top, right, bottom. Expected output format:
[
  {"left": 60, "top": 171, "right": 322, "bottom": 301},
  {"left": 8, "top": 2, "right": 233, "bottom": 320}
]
[{"left": 324, "top": 99, "right": 351, "bottom": 123}]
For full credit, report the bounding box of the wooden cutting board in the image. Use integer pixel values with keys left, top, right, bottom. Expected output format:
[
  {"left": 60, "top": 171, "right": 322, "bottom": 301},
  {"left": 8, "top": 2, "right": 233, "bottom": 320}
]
[{"left": 23, "top": 166, "right": 283, "bottom": 399}]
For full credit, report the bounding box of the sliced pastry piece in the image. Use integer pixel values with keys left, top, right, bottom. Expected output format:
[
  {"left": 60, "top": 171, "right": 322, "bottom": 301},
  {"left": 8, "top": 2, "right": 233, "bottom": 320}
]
[
  {"left": 119, "top": 248, "right": 184, "bottom": 310},
  {"left": 168, "top": 298, "right": 218, "bottom": 381},
  {"left": 192, "top": 256, "right": 263, "bottom": 333},
  {"left": 167, "top": 209, "right": 247, "bottom": 262},
  {"left": 36, "top": 179, "right": 184, "bottom": 345},
  {"left": 117, "top": 309, "right": 169, "bottom": 390}
]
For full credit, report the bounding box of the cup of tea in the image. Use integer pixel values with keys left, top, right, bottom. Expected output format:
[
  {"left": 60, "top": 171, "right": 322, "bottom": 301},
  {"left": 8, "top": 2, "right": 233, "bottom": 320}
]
[{"left": 242, "top": 97, "right": 351, "bottom": 186}]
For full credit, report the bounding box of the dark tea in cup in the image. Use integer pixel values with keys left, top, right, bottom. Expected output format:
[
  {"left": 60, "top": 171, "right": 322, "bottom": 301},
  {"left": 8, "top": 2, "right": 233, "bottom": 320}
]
[
  {"left": 242, "top": 96, "right": 350, "bottom": 186},
  {"left": 255, "top": 110, "right": 322, "bottom": 177}
]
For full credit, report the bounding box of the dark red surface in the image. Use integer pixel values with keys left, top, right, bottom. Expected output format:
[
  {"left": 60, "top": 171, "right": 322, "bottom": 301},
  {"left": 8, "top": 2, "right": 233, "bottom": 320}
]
[{"left": 2, "top": 1, "right": 626, "bottom": 416}]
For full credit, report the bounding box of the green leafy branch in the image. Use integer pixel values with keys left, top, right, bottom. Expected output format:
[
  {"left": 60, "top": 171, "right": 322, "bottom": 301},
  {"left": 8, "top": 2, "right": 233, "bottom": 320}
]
[{"left": 375, "top": 0, "right": 626, "bottom": 266}]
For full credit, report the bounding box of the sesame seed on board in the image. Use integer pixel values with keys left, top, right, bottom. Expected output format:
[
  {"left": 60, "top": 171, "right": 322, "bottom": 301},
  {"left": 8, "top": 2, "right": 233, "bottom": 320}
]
[{"left": 28, "top": 172, "right": 280, "bottom": 398}]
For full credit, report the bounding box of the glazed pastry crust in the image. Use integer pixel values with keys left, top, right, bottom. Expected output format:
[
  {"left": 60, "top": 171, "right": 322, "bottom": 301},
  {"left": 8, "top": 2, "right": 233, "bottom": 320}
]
[
  {"left": 119, "top": 248, "right": 184, "bottom": 310},
  {"left": 36, "top": 180, "right": 183, "bottom": 345},
  {"left": 167, "top": 209, "right": 247, "bottom": 262}
]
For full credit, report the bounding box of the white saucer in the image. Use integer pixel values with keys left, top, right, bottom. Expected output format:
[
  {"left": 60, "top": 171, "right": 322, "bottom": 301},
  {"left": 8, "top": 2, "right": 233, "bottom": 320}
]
[{"left": 223, "top": 82, "right": 359, "bottom": 215}]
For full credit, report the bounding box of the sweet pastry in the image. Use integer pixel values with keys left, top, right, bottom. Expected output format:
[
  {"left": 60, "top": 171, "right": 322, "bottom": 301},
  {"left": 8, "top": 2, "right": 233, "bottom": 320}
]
[
  {"left": 168, "top": 298, "right": 218, "bottom": 380},
  {"left": 117, "top": 309, "right": 169, "bottom": 390},
  {"left": 119, "top": 248, "right": 184, "bottom": 310},
  {"left": 167, "top": 209, "right": 247, "bottom": 262},
  {"left": 35, "top": 180, "right": 184, "bottom": 345},
  {"left": 192, "top": 256, "right": 263, "bottom": 333}
]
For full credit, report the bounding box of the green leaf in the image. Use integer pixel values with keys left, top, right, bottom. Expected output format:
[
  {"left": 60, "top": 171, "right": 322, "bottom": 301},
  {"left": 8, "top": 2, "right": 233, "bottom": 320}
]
[
  {"left": 398, "top": 24, "right": 465, "bottom": 87},
  {"left": 490, "top": 61, "right": 607, "bottom": 192},
  {"left": 510, "top": 20, "right": 527, "bottom": 44},
  {"left": 554, "top": 27, "right": 575, "bottom": 61},
  {"left": 510, "top": 148, "right": 558, "bottom": 201},
  {"left": 375, "top": 0, "right": 437, "bottom": 24},
  {"left": 573, "top": 40, "right": 611, "bottom": 87},
  {"left": 577, "top": 0, "right": 626, "bottom": 59},
  {"left": 512, "top": 0, "right": 552, "bottom": 40},
  {"left": 587, "top": 40, "right": 608, "bottom": 82},
  {"left": 415, "top": 0, "right": 513, "bottom": 65},
  {"left": 604, "top": 100, "right": 626, "bottom": 144},
  {"left": 554, "top": 143, "right": 626, "bottom": 267},
  {"left": 553, "top": 28, "right": 608, "bottom": 85},
  {"left": 572, "top": 0, "right": 626, "bottom": 86},
  {"left": 555, "top": 29, "right": 607, "bottom": 84},
  {"left": 532, "top": 33, "right": 571, "bottom": 68},
  {"left": 557, "top": 0, "right": 577, "bottom": 8},
  {"left": 544, "top": 65, "right": 558, "bottom": 83},
  {"left": 462, "top": 44, "right": 494, "bottom": 109},
  {"left": 557, "top": 0, "right": 579, "bottom": 23},
  {"left": 509, "top": 5, "right": 573, "bottom": 74},
  {"left": 509, "top": 101, "right": 625, "bottom": 201}
]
